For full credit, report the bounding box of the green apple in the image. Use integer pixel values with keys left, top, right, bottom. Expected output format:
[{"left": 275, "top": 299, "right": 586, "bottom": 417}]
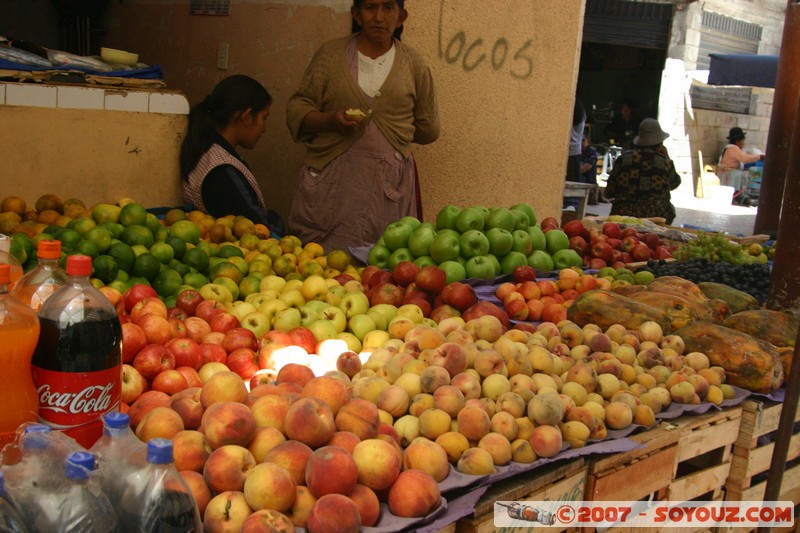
[
  {"left": 245, "top": 292, "right": 267, "bottom": 307},
  {"left": 528, "top": 225, "right": 547, "bottom": 251},
  {"left": 438, "top": 260, "right": 467, "bottom": 284},
  {"left": 349, "top": 313, "right": 378, "bottom": 340},
  {"left": 397, "top": 303, "right": 425, "bottom": 323},
  {"left": 511, "top": 229, "right": 533, "bottom": 256},
  {"left": 230, "top": 301, "right": 257, "bottom": 322},
  {"left": 545, "top": 229, "right": 570, "bottom": 255},
  {"left": 336, "top": 332, "right": 362, "bottom": 353},
  {"left": 370, "top": 303, "right": 399, "bottom": 324},
  {"left": 429, "top": 232, "right": 460, "bottom": 263},
  {"left": 510, "top": 208, "right": 530, "bottom": 231},
  {"left": 339, "top": 291, "right": 370, "bottom": 318},
  {"left": 413, "top": 255, "right": 437, "bottom": 268},
  {"left": 486, "top": 207, "right": 516, "bottom": 232},
  {"left": 388, "top": 247, "right": 414, "bottom": 269},
  {"left": 552, "top": 249, "right": 583, "bottom": 270},
  {"left": 320, "top": 305, "right": 347, "bottom": 332},
  {"left": 367, "top": 308, "right": 389, "bottom": 331},
  {"left": 487, "top": 254, "right": 502, "bottom": 276},
  {"left": 362, "top": 329, "right": 390, "bottom": 352},
  {"left": 465, "top": 255, "right": 496, "bottom": 279},
  {"left": 472, "top": 205, "right": 490, "bottom": 223},
  {"left": 308, "top": 319, "right": 338, "bottom": 343},
  {"left": 278, "top": 288, "right": 306, "bottom": 309},
  {"left": 382, "top": 222, "right": 415, "bottom": 251},
  {"left": 455, "top": 207, "right": 486, "bottom": 233},
  {"left": 408, "top": 223, "right": 437, "bottom": 258},
  {"left": 273, "top": 307, "right": 302, "bottom": 332},
  {"left": 458, "top": 230, "right": 490, "bottom": 258},
  {"left": 213, "top": 277, "right": 240, "bottom": 301},
  {"left": 199, "top": 283, "right": 233, "bottom": 305},
  {"left": 324, "top": 285, "right": 347, "bottom": 307},
  {"left": 528, "top": 250, "right": 555, "bottom": 272},
  {"left": 239, "top": 311, "right": 271, "bottom": 340},
  {"left": 398, "top": 216, "right": 422, "bottom": 230},
  {"left": 500, "top": 251, "right": 528, "bottom": 275},
  {"left": 486, "top": 227, "right": 514, "bottom": 257},
  {"left": 257, "top": 298, "right": 288, "bottom": 324},
  {"left": 367, "top": 244, "right": 391, "bottom": 269},
  {"left": 598, "top": 266, "right": 617, "bottom": 278},
  {"left": 259, "top": 274, "right": 286, "bottom": 293},
  {"left": 304, "top": 299, "right": 330, "bottom": 313},
  {"left": 511, "top": 202, "right": 538, "bottom": 226},
  {"left": 299, "top": 304, "right": 320, "bottom": 327},
  {"left": 435, "top": 205, "right": 462, "bottom": 230},
  {"left": 301, "top": 274, "right": 329, "bottom": 301}
]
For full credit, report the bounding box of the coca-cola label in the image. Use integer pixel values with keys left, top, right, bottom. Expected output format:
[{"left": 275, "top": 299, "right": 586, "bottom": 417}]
[{"left": 32, "top": 365, "right": 120, "bottom": 449}]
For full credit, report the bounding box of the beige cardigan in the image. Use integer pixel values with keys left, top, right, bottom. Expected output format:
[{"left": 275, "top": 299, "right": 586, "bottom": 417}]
[{"left": 286, "top": 35, "right": 440, "bottom": 171}]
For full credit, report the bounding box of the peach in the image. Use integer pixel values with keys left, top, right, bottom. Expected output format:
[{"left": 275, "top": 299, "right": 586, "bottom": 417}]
[
  {"left": 561, "top": 420, "right": 590, "bottom": 448},
  {"left": 172, "top": 429, "right": 212, "bottom": 473},
  {"left": 200, "top": 401, "right": 256, "bottom": 449},
  {"left": 565, "top": 363, "right": 598, "bottom": 393},
  {"left": 376, "top": 385, "right": 411, "bottom": 418},
  {"left": 348, "top": 484, "right": 380, "bottom": 527},
  {"left": 388, "top": 469, "right": 441, "bottom": 518},
  {"left": 605, "top": 402, "right": 633, "bottom": 429},
  {"left": 495, "top": 391, "right": 526, "bottom": 418},
  {"left": 481, "top": 374, "right": 511, "bottom": 400},
  {"left": 248, "top": 427, "right": 287, "bottom": 463},
  {"left": 335, "top": 398, "right": 380, "bottom": 440},
  {"left": 128, "top": 390, "right": 171, "bottom": 429},
  {"left": 203, "top": 491, "right": 251, "bottom": 533},
  {"left": 250, "top": 394, "right": 292, "bottom": 435},
  {"left": 241, "top": 509, "right": 295, "bottom": 533},
  {"left": 490, "top": 411, "right": 519, "bottom": 441},
  {"left": 418, "top": 408, "right": 452, "bottom": 440},
  {"left": 286, "top": 486, "right": 317, "bottom": 529},
  {"left": 301, "top": 376, "right": 351, "bottom": 415},
  {"left": 429, "top": 342, "right": 468, "bottom": 377},
  {"left": 351, "top": 437, "right": 402, "bottom": 491},
  {"left": 244, "top": 462, "right": 297, "bottom": 513},
  {"left": 527, "top": 392, "right": 565, "bottom": 426},
  {"left": 435, "top": 431, "right": 470, "bottom": 463},
  {"left": 203, "top": 445, "right": 256, "bottom": 494},
  {"left": 402, "top": 438, "right": 450, "bottom": 482},
  {"left": 510, "top": 438, "right": 537, "bottom": 463},
  {"left": 472, "top": 349, "right": 505, "bottom": 379},
  {"left": 352, "top": 376, "right": 389, "bottom": 403},
  {"left": 393, "top": 414, "right": 421, "bottom": 447},
  {"left": 419, "top": 365, "right": 451, "bottom": 394},
  {"left": 465, "top": 315, "right": 504, "bottom": 343},
  {"left": 307, "top": 493, "right": 361, "bottom": 533},
  {"left": 285, "top": 397, "right": 337, "bottom": 448},
  {"left": 590, "top": 417, "right": 608, "bottom": 440},
  {"left": 170, "top": 387, "right": 205, "bottom": 430},
  {"left": 456, "top": 405, "right": 491, "bottom": 442},
  {"left": 325, "top": 431, "right": 361, "bottom": 454},
  {"left": 633, "top": 404, "right": 656, "bottom": 426},
  {"left": 515, "top": 417, "right": 536, "bottom": 441},
  {"left": 135, "top": 406, "right": 185, "bottom": 442},
  {"left": 528, "top": 425, "right": 563, "bottom": 458},
  {"left": 263, "top": 440, "right": 313, "bottom": 486},
  {"left": 180, "top": 470, "right": 212, "bottom": 516},
  {"left": 336, "top": 351, "right": 362, "bottom": 378},
  {"left": 450, "top": 372, "right": 482, "bottom": 400},
  {"left": 276, "top": 363, "right": 315, "bottom": 388},
  {"left": 304, "top": 445, "right": 359, "bottom": 498},
  {"left": 456, "top": 447, "right": 496, "bottom": 475},
  {"left": 200, "top": 371, "right": 248, "bottom": 408},
  {"left": 478, "top": 432, "right": 513, "bottom": 466},
  {"left": 408, "top": 393, "right": 434, "bottom": 417}
]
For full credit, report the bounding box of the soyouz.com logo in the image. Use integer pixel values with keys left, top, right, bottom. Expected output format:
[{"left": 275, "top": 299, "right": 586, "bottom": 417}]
[{"left": 494, "top": 500, "right": 794, "bottom": 528}]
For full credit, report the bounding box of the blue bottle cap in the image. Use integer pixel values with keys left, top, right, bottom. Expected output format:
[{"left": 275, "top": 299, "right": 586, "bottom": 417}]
[
  {"left": 22, "top": 425, "right": 51, "bottom": 451},
  {"left": 23, "top": 424, "right": 51, "bottom": 434},
  {"left": 66, "top": 451, "right": 96, "bottom": 479},
  {"left": 0, "top": 470, "right": 5, "bottom": 496},
  {"left": 103, "top": 411, "right": 130, "bottom": 430},
  {"left": 147, "top": 438, "right": 174, "bottom": 465}
]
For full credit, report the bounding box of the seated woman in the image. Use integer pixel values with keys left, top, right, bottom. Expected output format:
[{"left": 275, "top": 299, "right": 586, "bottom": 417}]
[
  {"left": 716, "top": 127, "right": 765, "bottom": 204},
  {"left": 180, "top": 74, "right": 285, "bottom": 235},
  {"left": 605, "top": 118, "right": 681, "bottom": 224}
]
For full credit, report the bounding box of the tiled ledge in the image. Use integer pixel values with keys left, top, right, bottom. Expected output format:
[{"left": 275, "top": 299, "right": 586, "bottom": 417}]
[{"left": 0, "top": 81, "right": 189, "bottom": 115}]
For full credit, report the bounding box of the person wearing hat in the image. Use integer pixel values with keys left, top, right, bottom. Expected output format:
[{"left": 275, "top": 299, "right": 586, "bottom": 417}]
[
  {"left": 716, "top": 127, "right": 765, "bottom": 203},
  {"left": 604, "top": 118, "right": 681, "bottom": 224}
]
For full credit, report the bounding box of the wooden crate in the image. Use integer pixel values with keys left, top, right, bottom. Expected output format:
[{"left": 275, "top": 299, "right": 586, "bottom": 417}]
[
  {"left": 585, "top": 408, "right": 742, "bottom": 504},
  {"left": 454, "top": 458, "right": 586, "bottom": 533}
]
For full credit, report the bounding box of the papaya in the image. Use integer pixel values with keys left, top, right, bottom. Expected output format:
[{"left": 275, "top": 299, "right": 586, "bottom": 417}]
[
  {"left": 626, "top": 291, "right": 697, "bottom": 330},
  {"left": 617, "top": 279, "right": 729, "bottom": 324},
  {"left": 722, "top": 309, "right": 799, "bottom": 347},
  {"left": 675, "top": 321, "right": 783, "bottom": 393},
  {"left": 698, "top": 282, "right": 760, "bottom": 314},
  {"left": 776, "top": 346, "right": 794, "bottom": 381},
  {"left": 646, "top": 276, "right": 709, "bottom": 304},
  {"left": 567, "top": 289, "right": 672, "bottom": 334}
]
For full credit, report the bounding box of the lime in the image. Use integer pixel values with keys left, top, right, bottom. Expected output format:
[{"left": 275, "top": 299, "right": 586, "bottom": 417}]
[
  {"left": 119, "top": 203, "right": 148, "bottom": 227},
  {"left": 194, "top": 240, "right": 214, "bottom": 258},
  {"left": 75, "top": 240, "right": 100, "bottom": 258},
  {"left": 165, "top": 236, "right": 187, "bottom": 260},
  {"left": 92, "top": 255, "right": 119, "bottom": 284},
  {"left": 90, "top": 278, "right": 105, "bottom": 289},
  {"left": 11, "top": 233, "right": 33, "bottom": 262},
  {"left": 56, "top": 229, "right": 83, "bottom": 252},
  {"left": 153, "top": 268, "right": 183, "bottom": 297},
  {"left": 149, "top": 242, "right": 175, "bottom": 264},
  {"left": 216, "top": 244, "right": 245, "bottom": 259},
  {"left": 69, "top": 217, "right": 97, "bottom": 237},
  {"left": 131, "top": 244, "right": 150, "bottom": 257},
  {"left": 182, "top": 247, "right": 210, "bottom": 274},
  {"left": 85, "top": 226, "right": 113, "bottom": 252},
  {"left": 133, "top": 253, "right": 161, "bottom": 280},
  {"left": 145, "top": 213, "right": 162, "bottom": 235},
  {"left": 154, "top": 226, "right": 169, "bottom": 242},
  {"left": 168, "top": 259, "right": 190, "bottom": 277},
  {"left": 120, "top": 225, "right": 154, "bottom": 248},
  {"left": 108, "top": 279, "right": 131, "bottom": 294},
  {"left": 31, "top": 233, "right": 55, "bottom": 250},
  {"left": 163, "top": 295, "right": 177, "bottom": 309},
  {"left": 209, "top": 260, "right": 243, "bottom": 285},
  {"left": 128, "top": 276, "right": 151, "bottom": 287},
  {"left": 634, "top": 270, "right": 656, "bottom": 285},
  {"left": 8, "top": 238, "right": 28, "bottom": 264},
  {"left": 107, "top": 242, "right": 136, "bottom": 272},
  {"left": 98, "top": 221, "right": 125, "bottom": 239},
  {"left": 168, "top": 220, "right": 201, "bottom": 245},
  {"left": 115, "top": 269, "right": 130, "bottom": 282},
  {"left": 91, "top": 203, "right": 121, "bottom": 224},
  {"left": 183, "top": 272, "right": 208, "bottom": 289},
  {"left": 43, "top": 225, "right": 63, "bottom": 237}
]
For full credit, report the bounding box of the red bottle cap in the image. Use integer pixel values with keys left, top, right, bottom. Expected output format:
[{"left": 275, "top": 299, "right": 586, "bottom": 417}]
[
  {"left": 66, "top": 255, "right": 93, "bottom": 276},
  {"left": 37, "top": 240, "right": 62, "bottom": 259},
  {"left": 0, "top": 263, "right": 9, "bottom": 284}
]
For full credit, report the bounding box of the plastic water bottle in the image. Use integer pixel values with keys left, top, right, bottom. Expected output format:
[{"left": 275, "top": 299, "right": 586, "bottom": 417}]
[
  {"left": 117, "top": 438, "right": 201, "bottom": 532},
  {"left": 89, "top": 412, "right": 146, "bottom": 510},
  {"left": 32, "top": 254, "right": 122, "bottom": 449},
  {"left": 0, "top": 471, "right": 28, "bottom": 533},
  {"left": 32, "top": 451, "right": 118, "bottom": 533},
  {"left": 11, "top": 240, "right": 67, "bottom": 313},
  {"left": 0, "top": 235, "right": 23, "bottom": 290}
]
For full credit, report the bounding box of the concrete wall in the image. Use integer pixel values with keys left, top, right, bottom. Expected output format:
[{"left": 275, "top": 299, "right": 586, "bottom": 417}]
[{"left": 101, "top": 0, "right": 586, "bottom": 224}]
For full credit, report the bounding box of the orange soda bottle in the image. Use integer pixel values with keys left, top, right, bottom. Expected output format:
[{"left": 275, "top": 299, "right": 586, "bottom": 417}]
[
  {"left": 0, "top": 263, "right": 41, "bottom": 447},
  {"left": 0, "top": 236, "right": 23, "bottom": 290},
  {"left": 12, "top": 240, "right": 67, "bottom": 313}
]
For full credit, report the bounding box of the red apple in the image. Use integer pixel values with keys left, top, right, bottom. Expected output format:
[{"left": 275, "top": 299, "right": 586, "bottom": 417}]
[
  {"left": 563, "top": 219, "right": 589, "bottom": 240},
  {"left": 195, "top": 299, "right": 227, "bottom": 323},
  {"left": 227, "top": 348, "right": 259, "bottom": 380},
  {"left": 165, "top": 337, "right": 202, "bottom": 370},
  {"left": 137, "top": 314, "right": 172, "bottom": 346},
  {"left": 121, "top": 363, "right": 147, "bottom": 404},
  {"left": 168, "top": 307, "right": 188, "bottom": 321},
  {"left": 392, "top": 261, "right": 420, "bottom": 287},
  {"left": 512, "top": 265, "right": 537, "bottom": 283},
  {"left": 133, "top": 344, "right": 176, "bottom": 380},
  {"left": 367, "top": 270, "right": 393, "bottom": 290},
  {"left": 569, "top": 236, "right": 589, "bottom": 256},
  {"left": 121, "top": 322, "right": 147, "bottom": 364},
  {"left": 184, "top": 316, "right": 212, "bottom": 344},
  {"left": 168, "top": 317, "right": 187, "bottom": 339},
  {"left": 641, "top": 232, "right": 661, "bottom": 250},
  {"left": 359, "top": 265, "right": 383, "bottom": 288},
  {"left": 462, "top": 301, "right": 510, "bottom": 328},
  {"left": 620, "top": 226, "right": 638, "bottom": 239},
  {"left": 368, "top": 283, "right": 405, "bottom": 307},
  {"left": 631, "top": 243, "right": 653, "bottom": 262},
  {"left": 540, "top": 217, "right": 559, "bottom": 232},
  {"left": 440, "top": 282, "right": 478, "bottom": 311},
  {"left": 176, "top": 366, "right": 203, "bottom": 389},
  {"left": 415, "top": 265, "right": 447, "bottom": 294},
  {"left": 123, "top": 284, "right": 158, "bottom": 314},
  {"left": 222, "top": 327, "right": 258, "bottom": 353},
  {"left": 587, "top": 257, "right": 607, "bottom": 270},
  {"left": 209, "top": 312, "right": 240, "bottom": 334},
  {"left": 199, "top": 342, "right": 228, "bottom": 365},
  {"left": 130, "top": 296, "right": 169, "bottom": 324},
  {"left": 152, "top": 369, "right": 189, "bottom": 396},
  {"left": 602, "top": 222, "right": 622, "bottom": 239},
  {"left": 288, "top": 327, "right": 317, "bottom": 354},
  {"left": 654, "top": 245, "right": 673, "bottom": 260},
  {"left": 176, "top": 289, "right": 204, "bottom": 316},
  {"left": 429, "top": 304, "right": 461, "bottom": 323},
  {"left": 590, "top": 241, "right": 614, "bottom": 263}
]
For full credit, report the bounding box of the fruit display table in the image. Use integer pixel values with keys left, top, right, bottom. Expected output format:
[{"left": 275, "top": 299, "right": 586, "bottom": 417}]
[{"left": 562, "top": 182, "right": 595, "bottom": 220}]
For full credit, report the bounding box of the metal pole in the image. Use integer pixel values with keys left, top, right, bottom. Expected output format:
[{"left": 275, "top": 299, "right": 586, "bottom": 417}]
[{"left": 754, "top": 0, "right": 800, "bottom": 236}]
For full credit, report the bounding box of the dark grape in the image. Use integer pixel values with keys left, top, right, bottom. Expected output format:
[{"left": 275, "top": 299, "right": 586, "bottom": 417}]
[{"left": 644, "top": 258, "right": 772, "bottom": 304}]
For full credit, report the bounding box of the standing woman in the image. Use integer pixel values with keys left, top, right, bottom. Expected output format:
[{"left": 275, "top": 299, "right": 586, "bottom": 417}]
[
  {"left": 181, "top": 74, "right": 284, "bottom": 234},
  {"left": 286, "top": 0, "right": 440, "bottom": 251}
]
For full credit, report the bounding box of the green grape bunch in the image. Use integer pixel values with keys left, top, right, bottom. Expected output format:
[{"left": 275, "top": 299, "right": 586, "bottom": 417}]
[{"left": 673, "top": 232, "right": 759, "bottom": 265}]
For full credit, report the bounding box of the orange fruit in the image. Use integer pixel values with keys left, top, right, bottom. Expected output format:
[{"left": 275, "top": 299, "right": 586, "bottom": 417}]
[
  {"left": 62, "top": 198, "right": 86, "bottom": 218},
  {"left": 209, "top": 261, "right": 243, "bottom": 285},
  {"left": 326, "top": 249, "right": 351, "bottom": 271},
  {"left": 216, "top": 244, "right": 244, "bottom": 259},
  {"left": 233, "top": 217, "right": 255, "bottom": 238},
  {"left": 35, "top": 194, "right": 63, "bottom": 214},
  {"left": 164, "top": 208, "right": 187, "bottom": 226},
  {"left": 0, "top": 212, "right": 22, "bottom": 234},
  {"left": 1, "top": 196, "right": 26, "bottom": 216}
]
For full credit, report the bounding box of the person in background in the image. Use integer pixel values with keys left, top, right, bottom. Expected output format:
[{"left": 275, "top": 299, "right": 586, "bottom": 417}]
[
  {"left": 564, "top": 99, "right": 586, "bottom": 209},
  {"left": 580, "top": 133, "right": 602, "bottom": 205},
  {"left": 605, "top": 118, "right": 681, "bottom": 224},
  {"left": 606, "top": 100, "right": 641, "bottom": 149},
  {"left": 180, "top": 74, "right": 285, "bottom": 235},
  {"left": 286, "top": 0, "right": 440, "bottom": 251},
  {"left": 716, "top": 126, "right": 765, "bottom": 204}
]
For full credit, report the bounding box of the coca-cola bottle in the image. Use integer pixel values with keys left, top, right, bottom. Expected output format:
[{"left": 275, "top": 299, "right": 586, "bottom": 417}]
[{"left": 32, "top": 254, "right": 122, "bottom": 449}]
